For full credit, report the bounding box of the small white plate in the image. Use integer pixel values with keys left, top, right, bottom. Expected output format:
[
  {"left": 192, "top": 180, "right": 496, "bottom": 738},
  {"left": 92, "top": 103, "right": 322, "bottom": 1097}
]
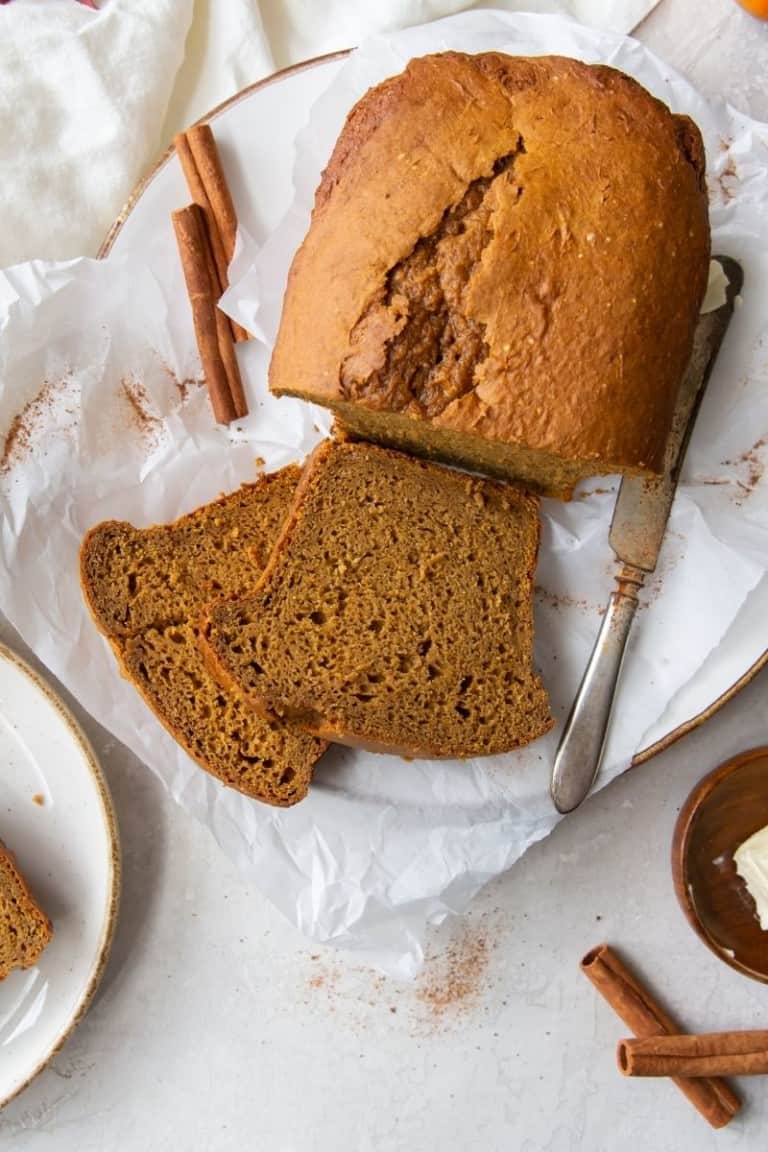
[{"left": 0, "top": 643, "right": 119, "bottom": 1108}]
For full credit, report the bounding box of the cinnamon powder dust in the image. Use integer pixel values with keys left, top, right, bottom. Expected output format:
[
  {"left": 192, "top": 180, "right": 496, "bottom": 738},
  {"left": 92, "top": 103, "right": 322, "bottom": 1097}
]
[
  {"left": 120, "top": 377, "right": 162, "bottom": 440},
  {"left": 706, "top": 436, "right": 768, "bottom": 506},
  {"left": 416, "top": 927, "right": 490, "bottom": 1018},
  {"left": 534, "top": 584, "right": 595, "bottom": 614},
  {"left": 172, "top": 378, "right": 198, "bottom": 404},
  {"left": 415, "top": 911, "right": 504, "bottom": 1026},
  {"left": 1, "top": 363, "right": 191, "bottom": 483},
  {"left": 302, "top": 918, "right": 497, "bottom": 1029},
  {"left": 727, "top": 437, "right": 766, "bottom": 499},
  {"left": 161, "top": 362, "right": 203, "bottom": 405},
  {"left": 0, "top": 379, "right": 72, "bottom": 477}
]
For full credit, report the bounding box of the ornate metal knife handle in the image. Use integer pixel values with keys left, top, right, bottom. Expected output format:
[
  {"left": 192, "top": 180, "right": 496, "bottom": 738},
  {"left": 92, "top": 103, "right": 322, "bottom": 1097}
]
[{"left": 550, "top": 566, "right": 645, "bottom": 814}]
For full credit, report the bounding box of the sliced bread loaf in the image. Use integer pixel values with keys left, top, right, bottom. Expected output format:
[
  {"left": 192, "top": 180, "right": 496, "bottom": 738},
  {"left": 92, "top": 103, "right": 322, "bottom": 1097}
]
[
  {"left": 0, "top": 841, "right": 52, "bottom": 980},
  {"left": 204, "top": 440, "right": 553, "bottom": 759},
  {"left": 80, "top": 467, "right": 325, "bottom": 806}
]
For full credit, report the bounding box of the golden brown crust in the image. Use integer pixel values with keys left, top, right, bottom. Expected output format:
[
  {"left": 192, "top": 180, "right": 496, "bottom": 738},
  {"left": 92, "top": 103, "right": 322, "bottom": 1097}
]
[
  {"left": 121, "top": 626, "right": 320, "bottom": 806},
  {"left": 270, "top": 52, "right": 710, "bottom": 490},
  {"left": 0, "top": 840, "right": 52, "bottom": 980},
  {"left": 80, "top": 468, "right": 325, "bottom": 806},
  {"left": 80, "top": 466, "right": 303, "bottom": 639}
]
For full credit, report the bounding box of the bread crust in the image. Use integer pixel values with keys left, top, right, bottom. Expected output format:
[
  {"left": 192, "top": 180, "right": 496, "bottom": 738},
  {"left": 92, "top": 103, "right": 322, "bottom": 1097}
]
[
  {"left": 270, "top": 52, "right": 710, "bottom": 490},
  {"left": 0, "top": 840, "right": 52, "bottom": 979},
  {"left": 80, "top": 470, "right": 325, "bottom": 806}
]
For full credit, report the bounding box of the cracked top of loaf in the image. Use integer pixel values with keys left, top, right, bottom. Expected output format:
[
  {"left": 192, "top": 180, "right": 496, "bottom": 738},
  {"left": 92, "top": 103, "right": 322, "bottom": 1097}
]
[{"left": 269, "top": 52, "right": 710, "bottom": 497}]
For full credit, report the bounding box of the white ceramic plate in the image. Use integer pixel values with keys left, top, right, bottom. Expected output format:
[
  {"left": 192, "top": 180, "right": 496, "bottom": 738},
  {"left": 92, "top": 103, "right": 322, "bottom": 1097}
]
[
  {"left": 0, "top": 644, "right": 119, "bottom": 1108},
  {"left": 102, "top": 52, "right": 767, "bottom": 769}
]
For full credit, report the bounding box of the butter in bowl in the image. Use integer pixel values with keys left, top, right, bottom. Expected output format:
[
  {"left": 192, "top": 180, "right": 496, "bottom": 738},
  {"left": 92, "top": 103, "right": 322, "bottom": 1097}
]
[{"left": 672, "top": 747, "right": 768, "bottom": 982}]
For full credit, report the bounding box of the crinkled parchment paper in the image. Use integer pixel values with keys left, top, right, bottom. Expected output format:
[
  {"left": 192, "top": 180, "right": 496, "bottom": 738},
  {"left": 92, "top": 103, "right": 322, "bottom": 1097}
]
[{"left": 1, "top": 12, "right": 767, "bottom": 976}]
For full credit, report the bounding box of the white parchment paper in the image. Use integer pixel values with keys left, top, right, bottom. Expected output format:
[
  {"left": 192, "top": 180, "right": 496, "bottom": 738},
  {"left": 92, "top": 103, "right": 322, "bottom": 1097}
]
[{"left": 1, "top": 12, "right": 767, "bottom": 976}]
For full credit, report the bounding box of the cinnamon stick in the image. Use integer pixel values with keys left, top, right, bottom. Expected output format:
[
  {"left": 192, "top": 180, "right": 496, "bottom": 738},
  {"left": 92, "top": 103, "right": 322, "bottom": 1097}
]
[
  {"left": 174, "top": 127, "right": 249, "bottom": 343},
  {"left": 581, "top": 945, "right": 741, "bottom": 1129},
  {"left": 187, "top": 124, "right": 238, "bottom": 263},
  {"left": 216, "top": 300, "right": 247, "bottom": 420},
  {"left": 172, "top": 204, "right": 245, "bottom": 424},
  {"left": 618, "top": 1031, "right": 768, "bottom": 1078}
]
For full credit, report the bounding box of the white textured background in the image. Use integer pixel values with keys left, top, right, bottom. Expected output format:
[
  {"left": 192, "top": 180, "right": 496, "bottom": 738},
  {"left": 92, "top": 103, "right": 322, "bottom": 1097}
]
[{"left": 1, "top": 1, "right": 767, "bottom": 1149}]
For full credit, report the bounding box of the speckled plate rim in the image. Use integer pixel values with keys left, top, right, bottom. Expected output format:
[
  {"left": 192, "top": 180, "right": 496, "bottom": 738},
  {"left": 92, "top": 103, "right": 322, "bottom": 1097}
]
[
  {"left": 98, "top": 50, "right": 768, "bottom": 772},
  {"left": 0, "top": 642, "right": 121, "bottom": 1110}
]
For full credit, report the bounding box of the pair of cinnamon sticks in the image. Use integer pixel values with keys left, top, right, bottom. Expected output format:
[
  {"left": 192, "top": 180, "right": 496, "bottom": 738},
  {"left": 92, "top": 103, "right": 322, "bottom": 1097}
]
[
  {"left": 582, "top": 944, "right": 760, "bottom": 1129},
  {"left": 172, "top": 124, "right": 249, "bottom": 425}
]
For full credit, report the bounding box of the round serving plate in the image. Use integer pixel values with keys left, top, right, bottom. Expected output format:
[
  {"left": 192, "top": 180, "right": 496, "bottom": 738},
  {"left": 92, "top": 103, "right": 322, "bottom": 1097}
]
[
  {"left": 0, "top": 644, "right": 119, "bottom": 1108},
  {"left": 100, "top": 49, "right": 767, "bottom": 772}
]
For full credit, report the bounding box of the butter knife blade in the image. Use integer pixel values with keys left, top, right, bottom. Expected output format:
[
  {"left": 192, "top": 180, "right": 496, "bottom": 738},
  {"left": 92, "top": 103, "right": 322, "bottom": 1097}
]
[
  {"left": 551, "top": 255, "right": 742, "bottom": 814},
  {"left": 609, "top": 255, "right": 743, "bottom": 572}
]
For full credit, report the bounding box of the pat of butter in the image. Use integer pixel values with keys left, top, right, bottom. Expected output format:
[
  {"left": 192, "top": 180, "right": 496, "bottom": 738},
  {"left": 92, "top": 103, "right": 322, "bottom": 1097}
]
[
  {"left": 700, "top": 260, "right": 729, "bottom": 314},
  {"left": 734, "top": 824, "right": 768, "bottom": 930}
]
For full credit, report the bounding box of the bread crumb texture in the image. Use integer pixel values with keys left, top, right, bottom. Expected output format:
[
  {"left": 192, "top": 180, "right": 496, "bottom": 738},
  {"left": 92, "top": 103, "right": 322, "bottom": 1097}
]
[
  {"left": 0, "top": 841, "right": 52, "bottom": 981},
  {"left": 207, "top": 440, "right": 553, "bottom": 758},
  {"left": 80, "top": 467, "right": 325, "bottom": 806}
]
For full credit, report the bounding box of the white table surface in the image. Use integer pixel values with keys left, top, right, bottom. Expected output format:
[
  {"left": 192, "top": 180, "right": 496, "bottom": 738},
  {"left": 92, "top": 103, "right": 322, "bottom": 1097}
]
[{"left": 1, "top": 2, "right": 767, "bottom": 1148}]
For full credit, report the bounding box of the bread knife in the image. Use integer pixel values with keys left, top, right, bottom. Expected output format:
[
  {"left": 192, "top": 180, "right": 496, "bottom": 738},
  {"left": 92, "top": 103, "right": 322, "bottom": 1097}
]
[{"left": 550, "top": 255, "right": 743, "bottom": 814}]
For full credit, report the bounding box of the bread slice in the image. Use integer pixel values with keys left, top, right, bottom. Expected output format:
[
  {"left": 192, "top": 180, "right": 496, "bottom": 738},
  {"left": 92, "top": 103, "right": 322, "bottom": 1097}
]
[
  {"left": 80, "top": 467, "right": 325, "bottom": 806},
  {"left": 0, "top": 841, "right": 52, "bottom": 980},
  {"left": 81, "top": 468, "right": 302, "bottom": 639},
  {"left": 269, "top": 53, "right": 710, "bottom": 497},
  {"left": 204, "top": 440, "right": 553, "bottom": 759}
]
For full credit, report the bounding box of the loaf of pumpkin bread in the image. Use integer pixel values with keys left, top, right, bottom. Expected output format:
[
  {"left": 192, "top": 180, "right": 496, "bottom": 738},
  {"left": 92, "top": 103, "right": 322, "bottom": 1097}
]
[
  {"left": 80, "top": 468, "right": 325, "bottom": 807},
  {"left": 204, "top": 440, "right": 553, "bottom": 759},
  {"left": 269, "top": 52, "right": 711, "bottom": 497}
]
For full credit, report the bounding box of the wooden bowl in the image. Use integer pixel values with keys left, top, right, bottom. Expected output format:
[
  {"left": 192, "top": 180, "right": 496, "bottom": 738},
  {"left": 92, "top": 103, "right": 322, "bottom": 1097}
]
[{"left": 672, "top": 748, "right": 768, "bottom": 983}]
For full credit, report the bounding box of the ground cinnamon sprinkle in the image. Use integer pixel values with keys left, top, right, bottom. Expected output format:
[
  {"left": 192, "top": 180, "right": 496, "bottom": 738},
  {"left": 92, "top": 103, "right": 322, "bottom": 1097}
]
[
  {"left": 0, "top": 378, "right": 73, "bottom": 477},
  {"left": 300, "top": 919, "right": 498, "bottom": 1029},
  {"left": 120, "top": 376, "right": 165, "bottom": 452},
  {"left": 161, "top": 362, "right": 204, "bottom": 405},
  {"left": 416, "top": 925, "right": 491, "bottom": 1018},
  {"left": 306, "top": 955, "right": 338, "bottom": 992},
  {"left": 721, "top": 436, "right": 766, "bottom": 503},
  {"left": 534, "top": 584, "right": 594, "bottom": 614},
  {"left": 304, "top": 958, "right": 342, "bottom": 1012},
  {"left": 174, "top": 377, "right": 200, "bottom": 404},
  {"left": 0, "top": 411, "right": 29, "bottom": 475},
  {"left": 739, "top": 437, "right": 765, "bottom": 491},
  {"left": 121, "top": 377, "right": 158, "bottom": 432}
]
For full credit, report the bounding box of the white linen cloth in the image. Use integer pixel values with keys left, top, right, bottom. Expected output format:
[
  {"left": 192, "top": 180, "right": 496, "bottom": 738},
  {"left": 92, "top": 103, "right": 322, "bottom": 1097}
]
[{"left": 0, "top": 0, "right": 659, "bottom": 268}]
